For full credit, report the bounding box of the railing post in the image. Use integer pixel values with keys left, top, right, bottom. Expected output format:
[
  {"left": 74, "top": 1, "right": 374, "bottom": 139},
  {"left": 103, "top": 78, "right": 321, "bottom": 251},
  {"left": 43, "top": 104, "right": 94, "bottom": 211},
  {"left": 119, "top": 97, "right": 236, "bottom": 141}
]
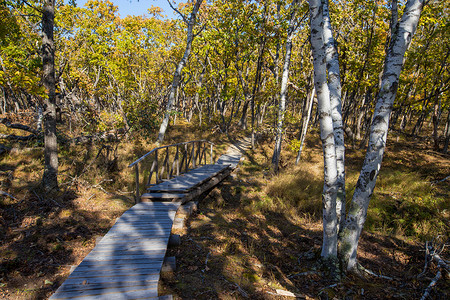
[
  {"left": 204, "top": 142, "right": 207, "bottom": 165},
  {"left": 155, "top": 149, "right": 159, "bottom": 184},
  {"left": 210, "top": 143, "right": 213, "bottom": 164},
  {"left": 176, "top": 145, "right": 180, "bottom": 176},
  {"left": 192, "top": 142, "right": 196, "bottom": 169},
  {"left": 182, "top": 143, "right": 190, "bottom": 172},
  {"left": 129, "top": 140, "right": 215, "bottom": 196},
  {"left": 135, "top": 164, "right": 140, "bottom": 204},
  {"left": 165, "top": 147, "right": 170, "bottom": 180}
]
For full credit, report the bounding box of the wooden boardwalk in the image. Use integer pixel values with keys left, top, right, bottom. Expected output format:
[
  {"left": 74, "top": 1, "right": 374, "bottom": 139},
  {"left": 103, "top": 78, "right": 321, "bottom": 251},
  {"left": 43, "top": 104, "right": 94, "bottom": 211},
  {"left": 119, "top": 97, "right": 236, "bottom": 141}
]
[
  {"left": 49, "top": 202, "right": 180, "bottom": 300},
  {"left": 147, "top": 164, "right": 229, "bottom": 193},
  {"left": 50, "top": 139, "right": 250, "bottom": 299}
]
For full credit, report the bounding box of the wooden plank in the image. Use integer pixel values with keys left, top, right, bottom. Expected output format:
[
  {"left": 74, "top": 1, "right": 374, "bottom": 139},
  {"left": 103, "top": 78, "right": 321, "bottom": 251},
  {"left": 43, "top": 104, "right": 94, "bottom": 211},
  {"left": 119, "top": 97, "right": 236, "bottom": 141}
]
[
  {"left": 55, "top": 278, "right": 158, "bottom": 293},
  {"left": 177, "top": 167, "right": 231, "bottom": 204},
  {"left": 50, "top": 283, "right": 158, "bottom": 299},
  {"left": 140, "top": 193, "right": 186, "bottom": 199},
  {"left": 68, "top": 268, "right": 161, "bottom": 278},
  {"left": 126, "top": 206, "right": 180, "bottom": 211},
  {"left": 91, "top": 240, "right": 168, "bottom": 251},
  {"left": 56, "top": 274, "right": 159, "bottom": 287},
  {"left": 98, "top": 237, "right": 170, "bottom": 248},
  {"left": 98, "top": 234, "right": 169, "bottom": 243},
  {"left": 148, "top": 164, "right": 229, "bottom": 192},
  {"left": 84, "top": 253, "right": 165, "bottom": 262},
  {"left": 119, "top": 211, "right": 176, "bottom": 218},
  {"left": 78, "top": 258, "right": 164, "bottom": 267},
  {"left": 72, "top": 262, "right": 164, "bottom": 272},
  {"left": 118, "top": 213, "right": 176, "bottom": 220},
  {"left": 216, "top": 153, "right": 241, "bottom": 168},
  {"left": 120, "top": 210, "right": 177, "bottom": 217},
  {"left": 85, "top": 250, "right": 167, "bottom": 259},
  {"left": 100, "top": 231, "right": 169, "bottom": 239},
  {"left": 84, "top": 250, "right": 166, "bottom": 261},
  {"left": 107, "top": 223, "right": 173, "bottom": 231},
  {"left": 113, "top": 218, "right": 175, "bottom": 225},
  {"left": 130, "top": 202, "right": 182, "bottom": 209}
]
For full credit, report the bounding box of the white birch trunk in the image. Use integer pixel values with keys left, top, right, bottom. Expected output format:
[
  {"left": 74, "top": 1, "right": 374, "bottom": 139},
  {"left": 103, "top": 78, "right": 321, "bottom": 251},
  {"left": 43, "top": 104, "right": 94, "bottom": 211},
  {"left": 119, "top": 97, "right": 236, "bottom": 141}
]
[
  {"left": 338, "top": 0, "right": 425, "bottom": 271},
  {"left": 322, "top": 0, "right": 345, "bottom": 232},
  {"left": 157, "top": 0, "right": 203, "bottom": 143},
  {"left": 272, "top": 0, "right": 299, "bottom": 173},
  {"left": 295, "top": 87, "right": 315, "bottom": 164},
  {"left": 309, "top": 0, "right": 338, "bottom": 258}
]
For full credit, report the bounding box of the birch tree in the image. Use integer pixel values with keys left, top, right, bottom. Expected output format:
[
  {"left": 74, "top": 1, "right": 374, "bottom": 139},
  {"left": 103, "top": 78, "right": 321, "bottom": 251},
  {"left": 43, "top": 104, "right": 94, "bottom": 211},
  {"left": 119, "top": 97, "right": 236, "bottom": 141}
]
[
  {"left": 272, "top": 0, "right": 300, "bottom": 173},
  {"left": 308, "top": 0, "right": 425, "bottom": 272},
  {"left": 338, "top": 0, "right": 425, "bottom": 272},
  {"left": 308, "top": 0, "right": 338, "bottom": 259},
  {"left": 322, "top": 0, "right": 345, "bottom": 231},
  {"left": 157, "top": 0, "right": 203, "bottom": 143}
]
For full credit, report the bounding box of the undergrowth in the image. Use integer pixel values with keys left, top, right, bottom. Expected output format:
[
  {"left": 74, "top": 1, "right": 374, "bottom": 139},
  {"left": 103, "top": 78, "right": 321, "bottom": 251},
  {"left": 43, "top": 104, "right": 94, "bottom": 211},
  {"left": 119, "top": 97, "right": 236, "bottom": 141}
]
[{"left": 242, "top": 131, "right": 449, "bottom": 242}]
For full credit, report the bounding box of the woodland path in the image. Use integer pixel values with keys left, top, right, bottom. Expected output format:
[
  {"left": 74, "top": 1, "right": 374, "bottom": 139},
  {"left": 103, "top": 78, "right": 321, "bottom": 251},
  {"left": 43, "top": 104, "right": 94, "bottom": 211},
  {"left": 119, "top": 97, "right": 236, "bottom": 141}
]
[{"left": 49, "top": 137, "right": 251, "bottom": 300}]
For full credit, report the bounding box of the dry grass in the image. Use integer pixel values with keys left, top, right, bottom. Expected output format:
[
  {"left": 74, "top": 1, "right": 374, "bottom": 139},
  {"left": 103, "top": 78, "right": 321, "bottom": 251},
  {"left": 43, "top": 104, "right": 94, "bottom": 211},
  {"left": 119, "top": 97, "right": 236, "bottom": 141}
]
[
  {"left": 0, "top": 115, "right": 449, "bottom": 299},
  {"left": 161, "top": 128, "right": 449, "bottom": 299}
]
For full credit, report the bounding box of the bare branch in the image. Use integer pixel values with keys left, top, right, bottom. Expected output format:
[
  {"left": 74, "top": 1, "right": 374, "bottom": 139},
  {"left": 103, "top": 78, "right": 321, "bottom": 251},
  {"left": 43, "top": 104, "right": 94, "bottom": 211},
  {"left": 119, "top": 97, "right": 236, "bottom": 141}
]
[
  {"left": 0, "top": 134, "right": 37, "bottom": 141},
  {"left": 0, "top": 190, "right": 18, "bottom": 201},
  {"left": 166, "top": 0, "right": 188, "bottom": 24},
  {"left": 1, "top": 118, "right": 38, "bottom": 135},
  {"left": 357, "top": 263, "right": 396, "bottom": 280}
]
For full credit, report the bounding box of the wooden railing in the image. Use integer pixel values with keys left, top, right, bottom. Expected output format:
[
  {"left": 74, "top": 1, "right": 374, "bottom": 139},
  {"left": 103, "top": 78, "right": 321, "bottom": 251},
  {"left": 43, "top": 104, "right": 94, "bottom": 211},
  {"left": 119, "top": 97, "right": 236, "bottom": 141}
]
[{"left": 128, "top": 140, "right": 215, "bottom": 202}]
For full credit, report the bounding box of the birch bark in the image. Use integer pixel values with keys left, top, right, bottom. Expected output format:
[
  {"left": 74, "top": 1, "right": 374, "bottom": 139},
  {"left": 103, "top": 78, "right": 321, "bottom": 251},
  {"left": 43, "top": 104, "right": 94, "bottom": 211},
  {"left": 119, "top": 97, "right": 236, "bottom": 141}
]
[
  {"left": 309, "top": 0, "right": 338, "bottom": 258},
  {"left": 157, "top": 0, "right": 203, "bottom": 143},
  {"left": 338, "top": 0, "right": 425, "bottom": 271},
  {"left": 322, "top": 0, "right": 345, "bottom": 231},
  {"left": 295, "top": 87, "right": 314, "bottom": 164},
  {"left": 272, "top": 0, "right": 299, "bottom": 173}
]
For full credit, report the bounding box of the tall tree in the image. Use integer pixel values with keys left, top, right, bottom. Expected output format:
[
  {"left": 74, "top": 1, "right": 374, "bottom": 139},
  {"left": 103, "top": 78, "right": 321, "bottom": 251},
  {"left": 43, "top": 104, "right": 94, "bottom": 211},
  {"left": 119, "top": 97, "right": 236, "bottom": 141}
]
[
  {"left": 42, "top": 0, "right": 59, "bottom": 191},
  {"left": 308, "top": 0, "right": 339, "bottom": 259},
  {"left": 338, "top": 0, "right": 425, "bottom": 272},
  {"left": 272, "top": 0, "right": 300, "bottom": 172},
  {"left": 157, "top": 0, "right": 203, "bottom": 143},
  {"left": 322, "top": 0, "right": 345, "bottom": 232},
  {"left": 308, "top": 0, "right": 426, "bottom": 272}
]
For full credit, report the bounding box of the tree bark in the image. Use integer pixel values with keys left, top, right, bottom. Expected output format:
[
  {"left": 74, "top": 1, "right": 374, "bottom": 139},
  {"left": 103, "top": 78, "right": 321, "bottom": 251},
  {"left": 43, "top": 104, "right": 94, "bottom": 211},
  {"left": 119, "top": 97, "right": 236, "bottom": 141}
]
[
  {"left": 296, "top": 87, "right": 315, "bottom": 164},
  {"left": 323, "top": 0, "right": 345, "bottom": 233},
  {"left": 432, "top": 88, "right": 441, "bottom": 151},
  {"left": 443, "top": 109, "right": 450, "bottom": 154},
  {"left": 157, "top": 0, "right": 203, "bottom": 143},
  {"left": 338, "top": 0, "right": 425, "bottom": 272},
  {"left": 309, "top": 0, "right": 338, "bottom": 259},
  {"left": 272, "top": 0, "right": 299, "bottom": 173},
  {"left": 42, "top": 0, "right": 59, "bottom": 191}
]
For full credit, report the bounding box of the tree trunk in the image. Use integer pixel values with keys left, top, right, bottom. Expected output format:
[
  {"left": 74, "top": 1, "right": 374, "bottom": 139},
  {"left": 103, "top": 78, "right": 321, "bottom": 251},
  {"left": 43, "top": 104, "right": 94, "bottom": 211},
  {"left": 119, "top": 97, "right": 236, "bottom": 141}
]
[
  {"left": 296, "top": 87, "right": 315, "bottom": 164},
  {"left": 309, "top": 0, "right": 338, "bottom": 259},
  {"left": 432, "top": 88, "right": 441, "bottom": 151},
  {"left": 323, "top": 0, "right": 345, "bottom": 232},
  {"left": 272, "top": 0, "right": 299, "bottom": 173},
  {"left": 157, "top": 0, "right": 203, "bottom": 143},
  {"left": 42, "top": 0, "right": 59, "bottom": 191},
  {"left": 443, "top": 109, "right": 450, "bottom": 154},
  {"left": 238, "top": 99, "right": 249, "bottom": 129},
  {"left": 338, "top": 0, "right": 425, "bottom": 272}
]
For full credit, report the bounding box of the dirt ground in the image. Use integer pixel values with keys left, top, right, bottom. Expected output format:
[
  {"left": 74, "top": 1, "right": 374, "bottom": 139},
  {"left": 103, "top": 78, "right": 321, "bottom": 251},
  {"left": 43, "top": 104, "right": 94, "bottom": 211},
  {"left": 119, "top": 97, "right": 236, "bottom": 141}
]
[
  {"left": 160, "top": 175, "right": 449, "bottom": 299},
  {"left": 0, "top": 133, "right": 449, "bottom": 299}
]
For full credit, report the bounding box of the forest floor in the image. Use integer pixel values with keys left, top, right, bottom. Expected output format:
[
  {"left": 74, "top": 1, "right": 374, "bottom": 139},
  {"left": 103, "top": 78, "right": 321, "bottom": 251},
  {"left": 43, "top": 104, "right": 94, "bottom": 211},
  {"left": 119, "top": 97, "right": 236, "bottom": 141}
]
[{"left": 0, "top": 121, "right": 449, "bottom": 299}]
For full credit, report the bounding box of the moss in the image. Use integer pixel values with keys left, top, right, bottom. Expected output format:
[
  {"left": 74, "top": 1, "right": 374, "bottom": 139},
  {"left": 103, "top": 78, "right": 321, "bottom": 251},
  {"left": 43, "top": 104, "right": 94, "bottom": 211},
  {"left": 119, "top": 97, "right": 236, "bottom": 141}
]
[{"left": 347, "top": 202, "right": 360, "bottom": 216}]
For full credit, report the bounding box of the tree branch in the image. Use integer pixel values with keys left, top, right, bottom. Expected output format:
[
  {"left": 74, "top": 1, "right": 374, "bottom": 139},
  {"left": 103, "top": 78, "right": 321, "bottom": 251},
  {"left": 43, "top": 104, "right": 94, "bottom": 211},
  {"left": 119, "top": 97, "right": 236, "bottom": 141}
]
[
  {"left": 1, "top": 118, "right": 38, "bottom": 135},
  {"left": 166, "top": 0, "right": 188, "bottom": 24}
]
